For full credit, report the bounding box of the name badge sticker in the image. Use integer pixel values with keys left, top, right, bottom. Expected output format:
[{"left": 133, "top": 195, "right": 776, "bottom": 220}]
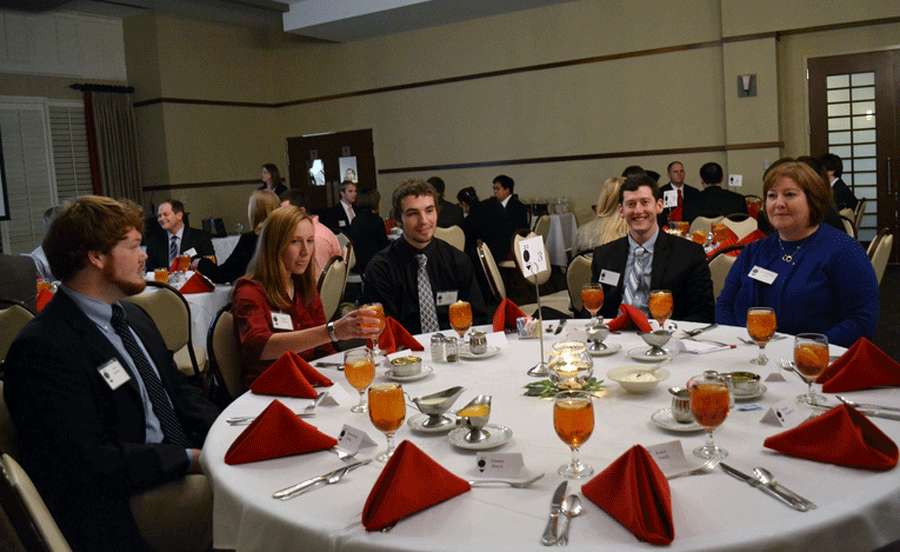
[
  {"left": 271, "top": 312, "right": 293, "bottom": 331},
  {"left": 748, "top": 266, "right": 778, "bottom": 285},
  {"left": 98, "top": 359, "right": 131, "bottom": 390},
  {"left": 182, "top": 247, "right": 198, "bottom": 258},
  {"left": 338, "top": 220, "right": 347, "bottom": 227},
  {"left": 598, "top": 269, "right": 620, "bottom": 286},
  {"left": 436, "top": 290, "right": 458, "bottom": 306},
  {"left": 663, "top": 189, "right": 678, "bottom": 208}
]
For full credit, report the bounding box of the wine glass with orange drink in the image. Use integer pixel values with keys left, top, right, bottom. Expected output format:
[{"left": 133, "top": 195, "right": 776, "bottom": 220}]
[
  {"left": 648, "top": 289, "right": 673, "bottom": 329},
  {"left": 746, "top": 307, "right": 776, "bottom": 365},
  {"left": 688, "top": 370, "right": 731, "bottom": 460},
  {"left": 553, "top": 390, "right": 595, "bottom": 479},
  {"left": 344, "top": 349, "right": 376, "bottom": 413},
  {"left": 361, "top": 303, "right": 386, "bottom": 358},
  {"left": 448, "top": 300, "right": 473, "bottom": 341},
  {"left": 794, "top": 333, "right": 829, "bottom": 406},
  {"left": 581, "top": 283, "right": 604, "bottom": 325},
  {"left": 368, "top": 383, "right": 406, "bottom": 462}
]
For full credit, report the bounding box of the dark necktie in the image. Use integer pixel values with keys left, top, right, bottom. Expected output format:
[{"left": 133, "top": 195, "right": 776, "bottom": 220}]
[
  {"left": 110, "top": 304, "right": 190, "bottom": 447},
  {"left": 672, "top": 188, "right": 684, "bottom": 221},
  {"left": 416, "top": 254, "right": 440, "bottom": 333},
  {"left": 169, "top": 235, "right": 178, "bottom": 266}
]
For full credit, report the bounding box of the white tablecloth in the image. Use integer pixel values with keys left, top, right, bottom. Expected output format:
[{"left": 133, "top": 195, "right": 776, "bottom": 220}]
[
  {"left": 202, "top": 321, "right": 900, "bottom": 551},
  {"left": 212, "top": 235, "right": 242, "bottom": 265},
  {"left": 546, "top": 213, "right": 577, "bottom": 267},
  {"left": 139, "top": 284, "right": 232, "bottom": 343}
]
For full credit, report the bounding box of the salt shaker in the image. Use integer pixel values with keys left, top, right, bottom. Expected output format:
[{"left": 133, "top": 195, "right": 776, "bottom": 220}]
[{"left": 430, "top": 333, "right": 447, "bottom": 363}]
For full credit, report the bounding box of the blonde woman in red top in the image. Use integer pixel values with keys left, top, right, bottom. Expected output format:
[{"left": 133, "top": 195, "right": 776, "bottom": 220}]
[{"left": 232, "top": 206, "right": 379, "bottom": 385}]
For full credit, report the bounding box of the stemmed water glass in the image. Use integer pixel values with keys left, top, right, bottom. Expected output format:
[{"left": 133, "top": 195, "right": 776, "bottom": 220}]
[
  {"left": 648, "top": 289, "right": 673, "bottom": 329},
  {"left": 344, "top": 349, "right": 375, "bottom": 413},
  {"left": 368, "top": 383, "right": 406, "bottom": 462},
  {"left": 553, "top": 390, "right": 595, "bottom": 479},
  {"left": 362, "top": 303, "right": 386, "bottom": 359},
  {"left": 581, "top": 284, "right": 604, "bottom": 324},
  {"left": 794, "top": 333, "right": 829, "bottom": 406},
  {"left": 449, "top": 300, "right": 473, "bottom": 342},
  {"left": 688, "top": 370, "right": 731, "bottom": 460},
  {"left": 746, "top": 307, "right": 777, "bottom": 365}
]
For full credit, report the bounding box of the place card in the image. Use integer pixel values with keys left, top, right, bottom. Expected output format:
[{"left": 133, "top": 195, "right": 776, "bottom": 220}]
[
  {"left": 485, "top": 331, "right": 508, "bottom": 349},
  {"left": 765, "top": 372, "right": 787, "bottom": 382},
  {"left": 677, "top": 339, "right": 733, "bottom": 355},
  {"left": 318, "top": 384, "right": 353, "bottom": 407},
  {"left": 760, "top": 399, "right": 810, "bottom": 428},
  {"left": 475, "top": 452, "right": 524, "bottom": 477},
  {"left": 336, "top": 424, "right": 377, "bottom": 456},
  {"left": 517, "top": 235, "right": 547, "bottom": 278},
  {"left": 663, "top": 189, "right": 678, "bottom": 208},
  {"left": 645, "top": 440, "right": 697, "bottom": 477},
  {"left": 183, "top": 247, "right": 198, "bottom": 258}
]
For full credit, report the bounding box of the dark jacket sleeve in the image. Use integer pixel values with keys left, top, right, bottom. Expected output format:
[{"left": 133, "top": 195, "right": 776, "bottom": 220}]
[
  {"left": 362, "top": 252, "right": 402, "bottom": 322},
  {"left": 455, "top": 249, "right": 489, "bottom": 324},
  {"left": 679, "top": 243, "right": 716, "bottom": 323},
  {"left": 198, "top": 232, "right": 256, "bottom": 284}
]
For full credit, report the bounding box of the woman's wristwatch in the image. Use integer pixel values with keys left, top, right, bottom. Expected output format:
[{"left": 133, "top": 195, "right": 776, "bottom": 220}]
[{"left": 326, "top": 321, "right": 338, "bottom": 343}]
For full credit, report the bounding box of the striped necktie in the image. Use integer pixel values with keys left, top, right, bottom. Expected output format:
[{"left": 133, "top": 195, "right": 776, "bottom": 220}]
[
  {"left": 416, "top": 254, "right": 440, "bottom": 333},
  {"left": 623, "top": 246, "right": 650, "bottom": 308},
  {"left": 168, "top": 235, "right": 179, "bottom": 266}
]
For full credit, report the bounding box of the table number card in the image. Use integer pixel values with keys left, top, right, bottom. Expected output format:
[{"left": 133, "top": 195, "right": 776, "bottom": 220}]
[
  {"left": 475, "top": 452, "right": 524, "bottom": 477},
  {"left": 517, "top": 236, "right": 547, "bottom": 278},
  {"left": 337, "top": 424, "right": 377, "bottom": 456},
  {"left": 765, "top": 372, "right": 787, "bottom": 382},
  {"left": 319, "top": 384, "right": 353, "bottom": 407},
  {"left": 760, "top": 400, "right": 810, "bottom": 427},
  {"left": 645, "top": 440, "right": 696, "bottom": 478},
  {"left": 663, "top": 189, "right": 678, "bottom": 208}
]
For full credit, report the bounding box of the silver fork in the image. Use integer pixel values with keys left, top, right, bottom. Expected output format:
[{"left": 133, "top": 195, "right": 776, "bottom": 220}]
[
  {"left": 467, "top": 473, "right": 545, "bottom": 488},
  {"left": 666, "top": 459, "right": 719, "bottom": 480}
]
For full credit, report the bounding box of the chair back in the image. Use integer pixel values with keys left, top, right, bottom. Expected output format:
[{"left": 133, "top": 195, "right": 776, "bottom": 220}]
[
  {"left": 513, "top": 233, "right": 551, "bottom": 286},
  {"left": 0, "top": 383, "right": 18, "bottom": 459},
  {"left": 722, "top": 215, "right": 758, "bottom": 239},
  {"left": 433, "top": 226, "right": 465, "bottom": 252},
  {"left": 0, "top": 255, "right": 38, "bottom": 311},
  {"left": 839, "top": 215, "right": 856, "bottom": 239},
  {"left": 122, "top": 282, "right": 200, "bottom": 377},
  {"left": 689, "top": 215, "right": 723, "bottom": 235},
  {"left": 566, "top": 255, "right": 593, "bottom": 312},
  {"left": 0, "top": 302, "right": 34, "bottom": 369},
  {"left": 869, "top": 229, "right": 893, "bottom": 285},
  {"left": 317, "top": 256, "right": 347, "bottom": 321},
  {"left": 853, "top": 198, "right": 867, "bottom": 234},
  {"left": 476, "top": 240, "right": 506, "bottom": 301},
  {"left": 207, "top": 306, "right": 243, "bottom": 401},
  {"left": 0, "top": 453, "right": 72, "bottom": 552},
  {"left": 838, "top": 207, "right": 854, "bottom": 220},
  {"left": 708, "top": 250, "right": 738, "bottom": 300},
  {"left": 533, "top": 215, "right": 551, "bottom": 244},
  {"left": 344, "top": 240, "right": 356, "bottom": 272}
]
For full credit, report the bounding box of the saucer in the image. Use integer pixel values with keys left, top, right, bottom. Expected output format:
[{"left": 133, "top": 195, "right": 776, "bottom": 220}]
[
  {"left": 627, "top": 346, "right": 672, "bottom": 363},
  {"left": 407, "top": 413, "right": 457, "bottom": 434},
  {"left": 732, "top": 383, "right": 767, "bottom": 401},
  {"left": 650, "top": 408, "right": 704, "bottom": 433},
  {"left": 459, "top": 345, "right": 502, "bottom": 360},
  {"left": 384, "top": 365, "right": 434, "bottom": 382},
  {"left": 588, "top": 342, "right": 622, "bottom": 357},
  {"left": 448, "top": 424, "right": 513, "bottom": 450}
]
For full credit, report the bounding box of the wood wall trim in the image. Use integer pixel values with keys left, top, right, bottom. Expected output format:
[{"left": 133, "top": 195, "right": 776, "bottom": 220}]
[
  {"left": 142, "top": 179, "right": 259, "bottom": 192},
  {"left": 376, "top": 141, "right": 784, "bottom": 174}
]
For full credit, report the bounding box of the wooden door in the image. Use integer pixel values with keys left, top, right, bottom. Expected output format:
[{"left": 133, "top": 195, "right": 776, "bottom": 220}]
[
  {"left": 286, "top": 129, "right": 376, "bottom": 214},
  {"left": 809, "top": 50, "right": 899, "bottom": 261}
]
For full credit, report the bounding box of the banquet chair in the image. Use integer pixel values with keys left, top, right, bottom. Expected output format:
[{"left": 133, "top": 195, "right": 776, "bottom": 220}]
[
  {"left": 566, "top": 255, "right": 593, "bottom": 312},
  {"left": 336, "top": 234, "right": 356, "bottom": 272},
  {"left": 475, "top": 240, "right": 506, "bottom": 301},
  {"left": 207, "top": 306, "right": 243, "bottom": 402},
  {"left": 838, "top": 207, "right": 854, "bottom": 221},
  {"left": 853, "top": 198, "right": 867, "bottom": 235},
  {"left": 839, "top": 215, "right": 856, "bottom": 239},
  {"left": 340, "top": 243, "right": 354, "bottom": 299},
  {"left": 317, "top": 256, "right": 347, "bottom": 322},
  {"left": 533, "top": 216, "right": 551, "bottom": 245},
  {"left": 0, "top": 301, "right": 34, "bottom": 371},
  {"left": 123, "top": 282, "right": 206, "bottom": 382},
  {"left": 129, "top": 474, "right": 212, "bottom": 552},
  {"left": 722, "top": 214, "right": 757, "bottom": 239},
  {"left": 708, "top": 245, "right": 743, "bottom": 299},
  {"left": 0, "top": 453, "right": 71, "bottom": 552},
  {"left": 0, "top": 255, "right": 37, "bottom": 312},
  {"left": 433, "top": 225, "right": 465, "bottom": 252},
  {"left": 512, "top": 233, "right": 570, "bottom": 314},
  {"left": 689, "top": 215, "right": 723, "bottom": 235},
  {"left": 868, "top": 229, "right": 893, "bottom": 285}
]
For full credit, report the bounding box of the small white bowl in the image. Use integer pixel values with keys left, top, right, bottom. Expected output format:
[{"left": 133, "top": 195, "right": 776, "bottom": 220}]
[
  {"left": 388, "top": 355, "right": 423, "bottom": 377},
  {"left": 607, "top": 365, "right": 670, "bottom": 394}
]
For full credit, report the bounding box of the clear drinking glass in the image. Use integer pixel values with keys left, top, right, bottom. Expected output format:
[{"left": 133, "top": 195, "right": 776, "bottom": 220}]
[
  {"left": 448, "top": 300, "right": 473, "bottom": 340},
  {"left": 581, "top": 283, "right": 604, "bottom": 324},
  {"left": 794, "top": 333, "right": 829, "bottom": 406},
  {"left": 688, "top": 370, "right": 731, "bottom": 460},
  {"left": 368, "top": 383, "right": 406, "bottom": 462},
  {"left": 361, "top": 303, "right": 386, "bottom": 359},
  {"left": 344, "top": 349, "right": 375, "bottom": 413},
  {"left": 746, "top": 307, "right": 777, "bottom": 365},
  {"left": 553, "top": 390, "right": 595, "bottom": 479},
  {"left": 648, "top": 289, "right": 673, "bottom": 328}
]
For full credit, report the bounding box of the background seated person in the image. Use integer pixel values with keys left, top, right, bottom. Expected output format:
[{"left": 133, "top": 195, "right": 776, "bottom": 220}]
[
  {"left": 279, "top": 189, "right": 343, "bottom": 279},
  {"left": 428, "top": 176, "right": 465, "bottom": 228},
  {"left": 194, "top": 190, "right": 279, "bottom": 283},
  {"left": 345, "top": 188, "right": 389, "bottom": 274},
  {"left": 716, "top": 161, "right": 878, "bottom": 347},
  {"left": 144, "top": 199, "right": 214, "bottom": 270},
  {"left": 364, "top": 180, "right": 488, "bottom": 334},
  {"left": 5, "top": 195, "right": 220, "bottom": 551},
  {"left": 320, "top": 180, "right": 358, "bottom": 234},
  {"left": 683, "top": 162, "right": 747, "bottom": 222},
  {"left": 575, "top": 176, "right": 628, "bottom": 253},
  {"left": 458, "top": 186, "right": 508, "bottom": 263},
  {"left": 590, "top": 174, "right": 714, "bottom": 322},
  {"left": 821, "top": 152, "right": 858, "bottom": 212},
  {"left": 232, "top": 206, "right": 379, "bottom": 386}
]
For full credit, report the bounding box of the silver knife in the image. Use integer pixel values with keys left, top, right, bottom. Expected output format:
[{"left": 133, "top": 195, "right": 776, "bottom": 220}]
[
  {"left": 540, "top": 481, "right": 567, "bottom": 545},
  {"left": 720, "top": 463, "right": 808, "bottom": 511},
  {"left": 315, "top": 361, "right": 344, "bottom": 370},
  {"left": 554, "top": 320, "right": 567, "bottom": 335},
  {"left": 226, "top": 411, "right": 315, "bottom": 425},
  {"left": 272, "top": 459, "right": 369, "bottom": 500},
  {"left": 810, "top": 402, "right": 900, "bottom": 422}
]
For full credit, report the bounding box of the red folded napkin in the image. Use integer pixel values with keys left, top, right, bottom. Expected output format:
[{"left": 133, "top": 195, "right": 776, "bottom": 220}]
[
  {"left": 379, "top": 317, "right": 424, "bottom": 354},
  {"left": 706, "top": 238, "right": 738, "bottom": 260},
  {"left": 36, "top": 288, "right": 54, "bottom": 313},
  {"left": 737, "top": 229, "right": 766, "bottom": 246},
  {"left": 582, "top": 445, "right": 674, "bottom": 545},
  {"left": 607, "top": 304, "right": 652, "bottom": 333},
  {"left": 815, "top": 337, "right": 900, "bottom": 392},
  {"left": 224, "top": 399, "right": 337, "bottom": 465},
  {"left": 179, "top": 272, "right": 214, "bottom": 294},
  {"left": 764, "top": 404, "right": 898, "bottom": 470},
  {"left": 290, "top": 352, "right": 333, "bottom": 387},
  {"left": 250, "top": 352, "right": 318, "bottom": 398},
  {"left": 492, "top": 298, "right": 527, "bottom": 332},
  {"left": 362, "top": 440, "right": 470, "bottom": 531}
]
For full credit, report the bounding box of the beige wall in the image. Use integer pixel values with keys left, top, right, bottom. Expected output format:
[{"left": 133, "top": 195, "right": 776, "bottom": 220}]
[
  {"left": 721, "top": 0, "right": 900, "bottom": 37},
  {"left": 0, "top": 73, "right": 120, "bottom": 100}
]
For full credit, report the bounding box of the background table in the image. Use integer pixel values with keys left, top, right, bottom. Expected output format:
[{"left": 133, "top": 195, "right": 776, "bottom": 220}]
[
  {"left": 202, "top": 321, "right": 900, "bottom": 551},
  {"left": 545, "top": 213, "right": 577, "bottom": 267},
  {"left": 138, "top": 284, "right": 232, "bottom": 342}
]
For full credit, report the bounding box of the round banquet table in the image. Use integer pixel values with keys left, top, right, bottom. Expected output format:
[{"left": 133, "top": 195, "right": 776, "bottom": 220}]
[{"left": 202, "top": 321, "right": 900, "bottom": 551}]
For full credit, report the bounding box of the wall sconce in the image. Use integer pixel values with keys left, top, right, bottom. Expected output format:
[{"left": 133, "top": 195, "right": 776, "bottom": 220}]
[{"left": 737, "top": 74, "right": 757, "bottom": 97}]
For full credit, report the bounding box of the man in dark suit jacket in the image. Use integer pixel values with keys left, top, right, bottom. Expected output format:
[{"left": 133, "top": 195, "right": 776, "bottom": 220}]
[
  {"left": 683, "top": 162, "right": 747, "bottom": 222},
  {"left": 320, "top": 180, "right": 358, "bottom": 234},
  {"left": 657, "top": 160, "right": 701, "bottom": 228},
  {"left": 590, "top": 174, "right": 714, "bottom": 322},
  {"left": 821, "top": 153, "right": 859, "bottom": 211},
  {"left": 492, "top": 174, "right": 529, "bottom": 231},
  {"left": 427, "top": 176, "right": 465, "bottom": 228},
  {"left": 4, "top": 196, "right": 219, "bottom": 551},
  {"left": 144, "top": 199, "right": 214, "bottom": 270}
]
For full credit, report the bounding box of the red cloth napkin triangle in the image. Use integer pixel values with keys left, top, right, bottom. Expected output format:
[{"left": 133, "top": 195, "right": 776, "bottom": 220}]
[
  {"left": 224, "top": 399, "right": 337, "bottom": 465},
  {"left": 581, "top": 445, "right": 674, "bottom": 545},
  {"left": 179, "top": 272, "right": 214, "bottom": 294},
  {"left": 492, "top": 298, "right": 527, "bottom": 332},
  {"left": 35, "top": 288, "right": 54, "bottom": 313},
  {"left": 379, "top": 317, "right": 424, "bottom": 354},
  {"left": 250, "top": 352, "right": 318, "bottom": 398},
  {"left": 815, "top": 337, "right": 900, "bottom": 392},
  {"left": 764, "top": 404, "right": 898, "bottom": 470},
  {"left": 289, "top": 352, "right": 333, "bottom": 387},
  {"left": 607, "top": 304, "right": 652, "bottom": 333},
  {"left": 362, "top": 440, "right": 470, "bottom": 531}
]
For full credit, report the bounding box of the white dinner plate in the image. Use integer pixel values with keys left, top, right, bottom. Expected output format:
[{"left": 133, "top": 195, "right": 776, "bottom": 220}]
[
  {"left": 732, "top": 383, "right": 767, "bottom": 401},
  {"left": 459, "top": 345, "right": 502, "bottom": 360},
  {"left": 448, "top": 424, "right": 513, "bottom": 450},
  {"left": 650, "top": 408, "right": 705, "bottom": 433},
  {"left": 627, "top": 346, "right": 672, "bottom": 363},
  {"left": 588, "top": 342, "right": 622, "bottom": 357},
  {"left": 407, "top": 413, "right": 457, "bottom": 434},
  {"left": 384, "top": 365, "right": 434, "bottom": 382}
]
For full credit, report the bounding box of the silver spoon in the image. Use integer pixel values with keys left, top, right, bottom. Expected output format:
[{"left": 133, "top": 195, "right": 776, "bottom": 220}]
[
  {"left": 558, "top": 494, "right": 583, "bottom": 546},
  {"left": 666, "top": 458, "right": 720, "bottom": 480},
  {"left": 752, "top": 467, "right": 817, "bottom": 510}
]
